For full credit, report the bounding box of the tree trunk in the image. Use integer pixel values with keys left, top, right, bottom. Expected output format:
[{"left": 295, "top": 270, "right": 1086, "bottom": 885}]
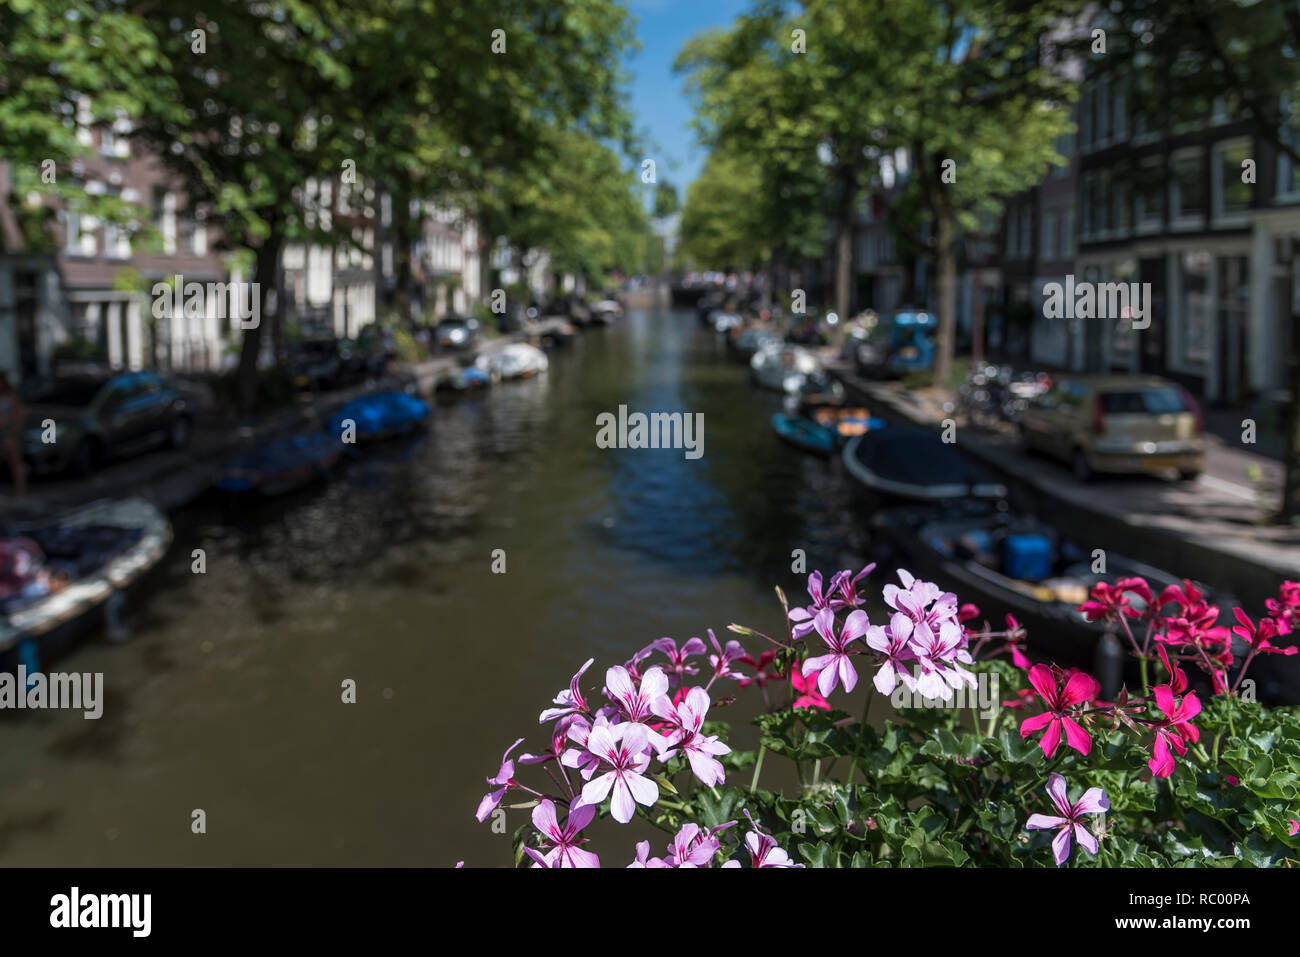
[
  {"left": 934, "top": 207, "right": 957, "bottom": 386},
  {"left": 834, "top": 165, "right": 857, "bottom": 321},
  {"left": 236, "top": 230, "right": 283, "bottom": 415},
  {"left": 394, "top": 195, "right": 415, "bottom": 324}
]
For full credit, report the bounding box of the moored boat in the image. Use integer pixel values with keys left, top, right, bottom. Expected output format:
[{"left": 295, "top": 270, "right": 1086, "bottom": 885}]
[
  {"left": 872, "top": 503, "right": 1195, "bottom": 675},
  {"left": 328, "top": 391, "right": 431, "bottom": 442},
  {"left": 215, "top": 432, "right": 342, "bottom": 496},
  {"left": 842, "top": 427, "right": 1006, "bottom": 500},
  {"left": 476, "top": 343, "right": 549, "bottom": 381},
  {"left": 1, "top": 498, "right": 172, "bottom": 669},
  {"left": 771, "top": 413, "right": 837, "bottom": 456}
]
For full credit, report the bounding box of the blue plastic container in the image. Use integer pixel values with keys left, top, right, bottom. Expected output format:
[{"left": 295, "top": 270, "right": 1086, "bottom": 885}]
[{"left": 1003, "top": 534, "right": 1052, "bottom": 581}]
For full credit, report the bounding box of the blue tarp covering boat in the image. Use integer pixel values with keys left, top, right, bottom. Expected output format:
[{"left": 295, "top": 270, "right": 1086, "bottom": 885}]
[
  {"left": 215, "top": 433, "right": 343, "bottom": 495},
  {"left": 328, "top": 392, "right": 431, "bottom": 442}
]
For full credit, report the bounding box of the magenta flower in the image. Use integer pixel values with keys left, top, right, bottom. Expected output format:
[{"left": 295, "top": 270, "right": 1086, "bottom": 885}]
[
  {"left": 801, "top": 607, "right": 868, "bottom": 697},
  {"left": 652, "top": 686, "right": 731, "bottom": 786},
  {"left": 1025, "top": 773, "right": 1109, "bottom": 865},
  {"left": 475, "top": 737, "right": 525, "bottom": 822},
  {"left": 580, "top": 723, "right": 660, "bottom": 824},
  {"left": 864, "top": 612, "right": 917, "bottom": 695},
  {"left": 523, "top": 799, "right": 600, "bottom": 869},
  {"left": 1148, "top": 684, "right": 1201, "bottom": 778},
  {"left": 1019, "top": 664, "right": 1100, "bottom": 758},
  {"left": 733, "top": 814, "right": 803, "bottom": 868},
  {"left": 539, "top": 658, "right": 594, "bottom": 723}
]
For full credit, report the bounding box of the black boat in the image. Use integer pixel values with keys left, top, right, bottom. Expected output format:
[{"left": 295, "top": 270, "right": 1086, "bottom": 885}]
[
  {"left": 873, "top": 503, "right": 1188, "bottom": 672},
  {"left": 842, "top": 427, "right": 1006, "bottom": 501}
]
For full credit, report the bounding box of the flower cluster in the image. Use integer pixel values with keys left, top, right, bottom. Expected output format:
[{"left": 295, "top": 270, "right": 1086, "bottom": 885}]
[
  {"left": 473, "top": 567, "right": 1300, "bottom": 869},
  {"left": 474, "top": 631, "right": 801, "bottom": 867}
]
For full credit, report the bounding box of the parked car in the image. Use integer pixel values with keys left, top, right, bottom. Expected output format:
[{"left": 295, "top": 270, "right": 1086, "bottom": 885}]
[
  {"left": 1018, "top": 375, "right": 1205, "bottom": 481},
  {"left": 21, "top": 371, "right": 193, "bottom": 475},
  {"left": 290, "top": 339, "right": 344, "bottom": 390},
  {"left": 434, "top": 315, "right": 480, "bottom": 351}
]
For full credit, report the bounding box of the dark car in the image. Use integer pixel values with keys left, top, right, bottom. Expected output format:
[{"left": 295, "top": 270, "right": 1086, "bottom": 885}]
[
  {"left": 290, "top": 337, "right": 376, "bottom": 390},
  {"left": 21, "top": 371, "right": 193, "bottom": 475},
  {"left": 434, "top": 315, "right": 480, "bottom": 351}
]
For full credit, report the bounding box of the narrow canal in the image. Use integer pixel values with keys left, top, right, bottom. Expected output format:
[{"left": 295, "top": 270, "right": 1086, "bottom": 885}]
[{"left": 0, "top": 304, "right": 886, "bottom": 866}]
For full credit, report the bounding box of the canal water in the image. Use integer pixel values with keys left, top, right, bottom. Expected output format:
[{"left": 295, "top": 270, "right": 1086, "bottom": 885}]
[{"left": 0, "top": 304, "right": 884, "bottom": 866}]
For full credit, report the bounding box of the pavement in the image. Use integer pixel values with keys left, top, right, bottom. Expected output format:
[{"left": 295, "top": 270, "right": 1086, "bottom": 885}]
[{"left": 831, "top": 366, "right": 1300, "bottom": 610}]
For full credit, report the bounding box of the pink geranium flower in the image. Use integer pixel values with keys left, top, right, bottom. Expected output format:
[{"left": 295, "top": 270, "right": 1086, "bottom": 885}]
[
  {"left": 652, "top": 686, "right": 731, "bottom": 786},
  {"left": 788, "top": 571, "right": 835, "bottom": 639},
  {"left": 1025, "top": 773, "right": 1109, "bottom": 865},
  {"left": 706, "top": 628, "right": 747, "bottom": 681},
  {"left": 863, "top": 612, "right": 917, "bottom": 696},
  {"left": 523, "top": 800, "right": 600, "bottom": 869},
  {"left": 604, "top": 665, "right": 671, "bottom": 752},
  {"left": 475, "top": 737, "right": 525, "bottom": 822},
  {"left": 580, "top": 723, "right": 660, "bottom": 824},
  {"left": 802, "top": 607, "right": 869, "bottom": 697},
  {"left": 644, "top": 637, "right": 706, "bottom": 687},
  {"left": 1019, "top": 664, "right": 1100, "bottom": 758},
  {"left": 828, "top": 563, "right": 876, "bottom": 610},
  {"left": 539, "top": 658, "right": 594, "bottom": 723}
]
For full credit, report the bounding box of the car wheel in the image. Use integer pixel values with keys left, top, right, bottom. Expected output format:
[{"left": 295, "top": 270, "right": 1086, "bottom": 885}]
[
  {"left": 1178, "top": 469, "right": 1202, "bottom": 482},
  {"left": 169, "top": 416, "right": 192, "bottom": 449},
  {"left": 1071, "top": 448, "right": 1093, "bottom": 482},
  {"left": 72, "top": 438, "right": 102, "bottom": 476}
]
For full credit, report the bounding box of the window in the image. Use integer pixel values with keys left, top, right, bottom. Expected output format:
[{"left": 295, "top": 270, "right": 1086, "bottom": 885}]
[
  {"left": 1019, "top": 207, "right": 1032, "bottom": 257},
  {"left": 1113, "top": 177, "right": 1130, "bottom": 234},
  {"left": 1112, "top": 77, "right": 1128, "bottom": 141},
  {"left": 65, "top": 210, "right": 97, "bottom": 256},
  {"left": 1170, "top": 150, "right": 1205, "bottom": 221},
  {"left": 104, "top": 221, "right": 130, "bottom": 259},
  {"left": 1178, "top": 251, "right": 1212, "bottom": 365},
  {"left": 1134, "top": 157, "right": 1164, "bottom": 227},
  {"left": 153, "top": 187, "right": 176, "bottom": 254},
  {"left": 1062, "top": 205, "right": 1076, "bottom": 257},
  {"left": 1080, "top": 86, "right": 1093, "bottom": 149},
  {"left": 1041, "top": 208, "right": 1059, "bottom": 260},
  {"left": 1213, "top": 140, "right": 1252, "bottom": 218},
  {"left": 1093, "top": 170, "right": 1112, "bottom": 234},
  {"left": 1096, "top": 76, "right": 1111, "bottom": 144}
]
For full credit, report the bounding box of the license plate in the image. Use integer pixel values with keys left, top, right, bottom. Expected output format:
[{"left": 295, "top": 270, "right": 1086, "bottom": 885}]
[{"left": 1139, "top": 456, "right": 1176, "bottom": 471}]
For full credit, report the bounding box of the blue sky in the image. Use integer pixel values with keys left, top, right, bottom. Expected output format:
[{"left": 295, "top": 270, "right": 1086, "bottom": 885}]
[{"left": 624, "top": 0, "right": 750, "bottom": 196}]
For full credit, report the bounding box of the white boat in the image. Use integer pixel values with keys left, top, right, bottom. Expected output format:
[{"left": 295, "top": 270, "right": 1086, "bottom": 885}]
[
  {"left": 1, "top": 498, "right": 172, "bottom": 665},
  {"left": 749, "top": 342, "right": 820, "bottom": 393},
  {"left": 476, "top": 342, "right": 549, "bottom": 380},
  {"left": 590, "top": 299, "right": 624, "bottom": 324}
]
